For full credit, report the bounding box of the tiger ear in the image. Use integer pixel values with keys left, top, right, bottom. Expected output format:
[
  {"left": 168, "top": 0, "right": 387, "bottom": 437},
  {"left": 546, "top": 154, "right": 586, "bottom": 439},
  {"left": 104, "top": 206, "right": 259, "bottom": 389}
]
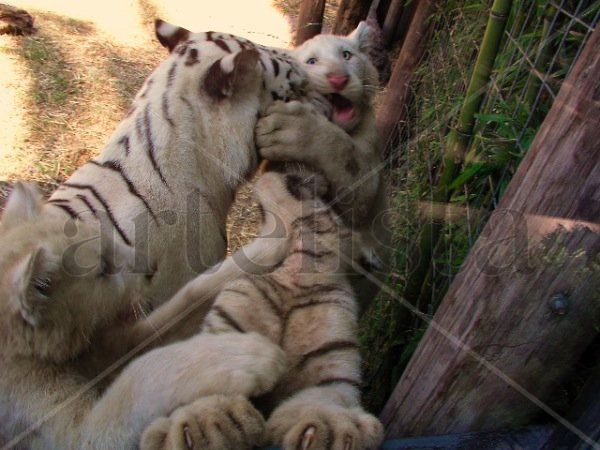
[
  {"left": 155, "top": 19, "right": 191, "bottom": 52},
  {"left": 11, "top": 246, "right": 51, "bottom": 327},
  {"left": 347, "top": 21, "right": 373, "bottom": 53},
  {"left": 1, "top": 182, "right": 43, "bottom": 231},
  {"left": 203, "top": 49, "right": 261, "bottom": 100}
]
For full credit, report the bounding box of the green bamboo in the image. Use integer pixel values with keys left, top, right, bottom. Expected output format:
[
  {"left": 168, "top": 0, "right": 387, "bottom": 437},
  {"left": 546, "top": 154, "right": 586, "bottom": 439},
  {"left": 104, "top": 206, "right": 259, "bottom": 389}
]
[{"left": 403, "top": 0, "right": 513, "bottom": 304}]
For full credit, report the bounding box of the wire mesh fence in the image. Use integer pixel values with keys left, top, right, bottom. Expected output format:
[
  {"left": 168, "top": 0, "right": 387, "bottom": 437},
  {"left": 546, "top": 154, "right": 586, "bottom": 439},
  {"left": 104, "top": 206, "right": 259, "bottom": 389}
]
[{"left": 361, "top": 0, "right": 599, "bottom": 412}]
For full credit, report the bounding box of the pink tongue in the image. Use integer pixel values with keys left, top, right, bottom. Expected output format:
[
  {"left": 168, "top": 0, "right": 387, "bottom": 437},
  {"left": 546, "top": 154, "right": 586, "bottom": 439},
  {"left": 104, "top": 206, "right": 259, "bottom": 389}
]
[{"left": 333, "top": 105, "right": 355, "bottom": 124}]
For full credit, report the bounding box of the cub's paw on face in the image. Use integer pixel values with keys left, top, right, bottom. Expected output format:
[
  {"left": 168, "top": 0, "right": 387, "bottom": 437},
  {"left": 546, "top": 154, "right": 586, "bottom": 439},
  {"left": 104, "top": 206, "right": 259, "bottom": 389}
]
[
  {"left": 267, "top": 401, "right": 384, "bottom": 450},
  {"left": 256, "top": 100, "right": 330, "bottom": 163},
  {"left": 140, "top": 395, "right": 265, "bottom": 450}
]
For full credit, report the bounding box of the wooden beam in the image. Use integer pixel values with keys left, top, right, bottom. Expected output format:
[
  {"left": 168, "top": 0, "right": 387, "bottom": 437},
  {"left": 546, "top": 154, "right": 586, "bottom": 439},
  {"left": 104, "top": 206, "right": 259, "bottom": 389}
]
[
  {"left": 294, "top": 0, "right": 326, "bottom": 46},
  {"left": 375, "top": 0, "right": 438, "bottom": 153},
  {"left": 380, "top": 26, "right": 600, "bottom": 438}
]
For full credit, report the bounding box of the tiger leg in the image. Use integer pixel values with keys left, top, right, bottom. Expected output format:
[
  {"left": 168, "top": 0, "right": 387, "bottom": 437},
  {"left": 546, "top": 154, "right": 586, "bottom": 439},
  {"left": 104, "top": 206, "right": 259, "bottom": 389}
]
[{"left": 118, "top": 231, "right": 290, "bottom": 349}]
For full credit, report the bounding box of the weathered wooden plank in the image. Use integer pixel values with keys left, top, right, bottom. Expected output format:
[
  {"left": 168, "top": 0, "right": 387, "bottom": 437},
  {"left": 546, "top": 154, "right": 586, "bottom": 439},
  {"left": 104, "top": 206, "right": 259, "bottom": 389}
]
[{"left": 380, "top": 25, "right": 600, "bottom": 438}]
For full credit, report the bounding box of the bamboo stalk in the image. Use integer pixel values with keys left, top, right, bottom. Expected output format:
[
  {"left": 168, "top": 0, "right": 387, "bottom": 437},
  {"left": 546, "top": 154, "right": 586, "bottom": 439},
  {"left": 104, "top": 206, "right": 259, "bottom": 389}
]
[{"left": 403, "top": 0, "right": 513, "bottom": 304}]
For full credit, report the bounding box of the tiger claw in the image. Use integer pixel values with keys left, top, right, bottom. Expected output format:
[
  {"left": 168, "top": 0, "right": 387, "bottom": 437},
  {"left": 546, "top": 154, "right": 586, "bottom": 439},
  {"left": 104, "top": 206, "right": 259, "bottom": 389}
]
[
  {"left": 344, "top": 435, "right": 353, "bottom": 450},
  {"left": 183, "top": 425, "right": 193, "bottom": 449},
  {"left": 301, "top": 425, "right": 317, "bottom": 450}
]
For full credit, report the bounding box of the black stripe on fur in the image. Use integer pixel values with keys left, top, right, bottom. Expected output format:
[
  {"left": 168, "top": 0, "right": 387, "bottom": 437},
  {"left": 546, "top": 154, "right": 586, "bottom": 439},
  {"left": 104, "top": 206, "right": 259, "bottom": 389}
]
[
  {"left": 62, "top": 182, "right": 132, "bottom": 246},
  {"left": 213, "top": 305, "right": 245, "bottom": 333},
  {"left": 296, "top": 340, "right": 359, "bottom": 370},
  {"left": 88, "top": 160, "right": 158, "bottom": 223},
  {"left": 142, "top": 104, "right": 170, "bottom": 189}
]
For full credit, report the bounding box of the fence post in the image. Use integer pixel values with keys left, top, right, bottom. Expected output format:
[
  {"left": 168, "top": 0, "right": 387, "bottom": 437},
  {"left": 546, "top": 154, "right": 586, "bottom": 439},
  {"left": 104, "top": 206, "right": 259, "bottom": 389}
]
[
  {"left": 333, "top": 0, "right": 372, "bottom": 35},
  {"left": 375, "top": 0, "right": 438, "bottom": 152},
  {"left": 295, "top": 0, "right": 326, "bottom": 46},
  {"left": 381, "top": 0, "right": 405, "bottom": 47},
  {"left": 380, "top": 25, "right": 600, "bottom": 439}
]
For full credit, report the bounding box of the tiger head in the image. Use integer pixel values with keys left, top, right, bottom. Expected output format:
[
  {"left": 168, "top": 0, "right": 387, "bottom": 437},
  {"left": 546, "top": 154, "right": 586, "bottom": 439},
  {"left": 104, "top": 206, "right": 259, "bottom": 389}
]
[
  {"left": 0, "top": 183, "right": 141, "bottom": 363},
  {"left": 154, "top": 19, "right": 307, "bottom": 111},
  {"left": 292, "top": 22, "right": 378, "bottom": 131}
]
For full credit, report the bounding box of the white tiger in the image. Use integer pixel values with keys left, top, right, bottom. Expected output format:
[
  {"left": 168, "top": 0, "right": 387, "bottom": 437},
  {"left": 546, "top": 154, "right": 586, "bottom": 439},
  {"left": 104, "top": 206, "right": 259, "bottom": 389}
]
[
  {"left": 256, "top": 22, "right": 391, "bottom": 305},
  {"left": 140, "top": 169, "right": 384, "bottom": 450},
  {"left": 0, "top": 21, "right": 310, "bottom": 449},
  {"left": 0, "top": 182, "right": 287, "bottom": 449},
  {"left": 43, "top": 19, "right": 306, "bottom": 307}
]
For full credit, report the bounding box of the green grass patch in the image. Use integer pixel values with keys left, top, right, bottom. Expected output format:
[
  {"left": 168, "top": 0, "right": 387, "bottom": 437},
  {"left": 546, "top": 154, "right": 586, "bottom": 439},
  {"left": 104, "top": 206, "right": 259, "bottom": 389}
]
[
  {"left": 359, "top": 0, "right": 596, "bottom": 413},
  {"left": 20, "top": 35, "right": 77, "bottom": 106}
]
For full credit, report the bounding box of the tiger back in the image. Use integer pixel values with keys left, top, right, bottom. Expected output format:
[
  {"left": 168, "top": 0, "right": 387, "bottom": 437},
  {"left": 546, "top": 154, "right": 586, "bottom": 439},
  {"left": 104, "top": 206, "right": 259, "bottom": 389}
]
[{"left": 41, "top": 20, "right": 306, "bottom": 306}]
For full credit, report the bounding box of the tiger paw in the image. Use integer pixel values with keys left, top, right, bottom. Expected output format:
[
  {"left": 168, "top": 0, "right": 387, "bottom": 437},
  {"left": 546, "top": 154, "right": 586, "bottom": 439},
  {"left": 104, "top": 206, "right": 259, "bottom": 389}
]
[
  {"left": 267, "top": 402, "right": 383, "bottom": 450},
  {"left": 256, "top": 100, "right": 328, "bottom": 162},
  {"left": 140, "top": 395, "right": 266, "bottom": 450}
]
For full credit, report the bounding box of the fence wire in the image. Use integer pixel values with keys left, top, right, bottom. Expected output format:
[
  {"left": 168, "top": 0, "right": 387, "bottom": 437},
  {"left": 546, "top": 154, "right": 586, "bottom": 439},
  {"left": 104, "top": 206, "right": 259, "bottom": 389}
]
[{"left": 361, "top": 0, "right": 599, "bottom": 412}]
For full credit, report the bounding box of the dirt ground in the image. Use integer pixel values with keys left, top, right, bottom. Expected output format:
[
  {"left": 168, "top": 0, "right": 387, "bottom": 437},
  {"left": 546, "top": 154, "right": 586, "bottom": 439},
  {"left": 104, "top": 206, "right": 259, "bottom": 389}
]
[{"left": 0, "top": 0, "right": 301, "bottom": 249}]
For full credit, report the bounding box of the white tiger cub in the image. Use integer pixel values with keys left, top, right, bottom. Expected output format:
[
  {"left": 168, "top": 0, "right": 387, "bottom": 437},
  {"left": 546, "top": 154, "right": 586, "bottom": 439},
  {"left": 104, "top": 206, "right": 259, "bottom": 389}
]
[
  {"left": 44, "top": 20, "right": 306, "bottom": 307},
  {"left": 256, "top": 22, "right": 390, "bottom": 305},
  {"left": 140, "top": 169, "right": 384, "bottom": 450},
  {"left": 0, "top": 183, "right": 288, "bottom": 450}
]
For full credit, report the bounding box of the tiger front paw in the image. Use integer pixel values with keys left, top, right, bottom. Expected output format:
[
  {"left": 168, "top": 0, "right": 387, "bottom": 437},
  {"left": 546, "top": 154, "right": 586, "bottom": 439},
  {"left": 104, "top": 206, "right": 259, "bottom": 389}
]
[
  {"left": 267, "top": 402, "right": 383, "bottom": 450},
  {"left": 140, "top": 395, "right": 266, "bottom": 450},
  {"left": 256, "top": 100, "right": 324, "bottom": 163}
]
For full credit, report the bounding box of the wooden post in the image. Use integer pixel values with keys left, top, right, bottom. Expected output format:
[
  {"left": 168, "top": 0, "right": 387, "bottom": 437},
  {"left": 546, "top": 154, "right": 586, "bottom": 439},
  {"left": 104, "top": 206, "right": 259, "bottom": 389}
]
[
  {"left": 295, "top": 0, "right": 326, "bottom": 46},
  {"left": 333, "top": 0, "right": 371, "bottom": 35},
  {"left": 380, "top": 26, "right": 600, "bottom": 439},
  {"left": 381, "top": 0, "right": 405, "bottom": 47},
  {"left": 375, "top": 0, "right": 438, "bottom": 152}
]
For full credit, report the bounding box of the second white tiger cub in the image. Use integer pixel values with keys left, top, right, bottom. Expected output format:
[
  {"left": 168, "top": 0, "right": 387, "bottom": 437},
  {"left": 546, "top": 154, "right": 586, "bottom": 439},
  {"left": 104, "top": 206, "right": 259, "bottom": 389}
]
[{"left": 141, "top": 169, "right": 384, "bottom": 450}]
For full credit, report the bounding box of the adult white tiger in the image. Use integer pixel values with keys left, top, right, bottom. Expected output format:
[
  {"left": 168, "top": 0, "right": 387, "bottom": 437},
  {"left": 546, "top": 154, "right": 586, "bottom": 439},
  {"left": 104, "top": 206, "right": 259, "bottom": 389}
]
[{"left": 44, "top": 20, "right": 307, "bottom": 306}]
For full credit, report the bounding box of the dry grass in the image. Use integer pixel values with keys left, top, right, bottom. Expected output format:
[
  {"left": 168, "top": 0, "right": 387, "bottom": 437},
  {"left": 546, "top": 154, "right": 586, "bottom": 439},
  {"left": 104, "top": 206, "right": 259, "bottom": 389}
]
[{"left": 0, "top": 11, "right": 161, "bottom": 185}]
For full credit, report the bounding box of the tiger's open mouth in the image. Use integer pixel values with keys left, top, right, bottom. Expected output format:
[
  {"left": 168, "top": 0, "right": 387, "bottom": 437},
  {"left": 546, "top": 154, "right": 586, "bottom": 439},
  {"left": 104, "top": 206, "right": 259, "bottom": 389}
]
[{"left": 325, "top": 93, "right": 355, "bottom": 125}]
